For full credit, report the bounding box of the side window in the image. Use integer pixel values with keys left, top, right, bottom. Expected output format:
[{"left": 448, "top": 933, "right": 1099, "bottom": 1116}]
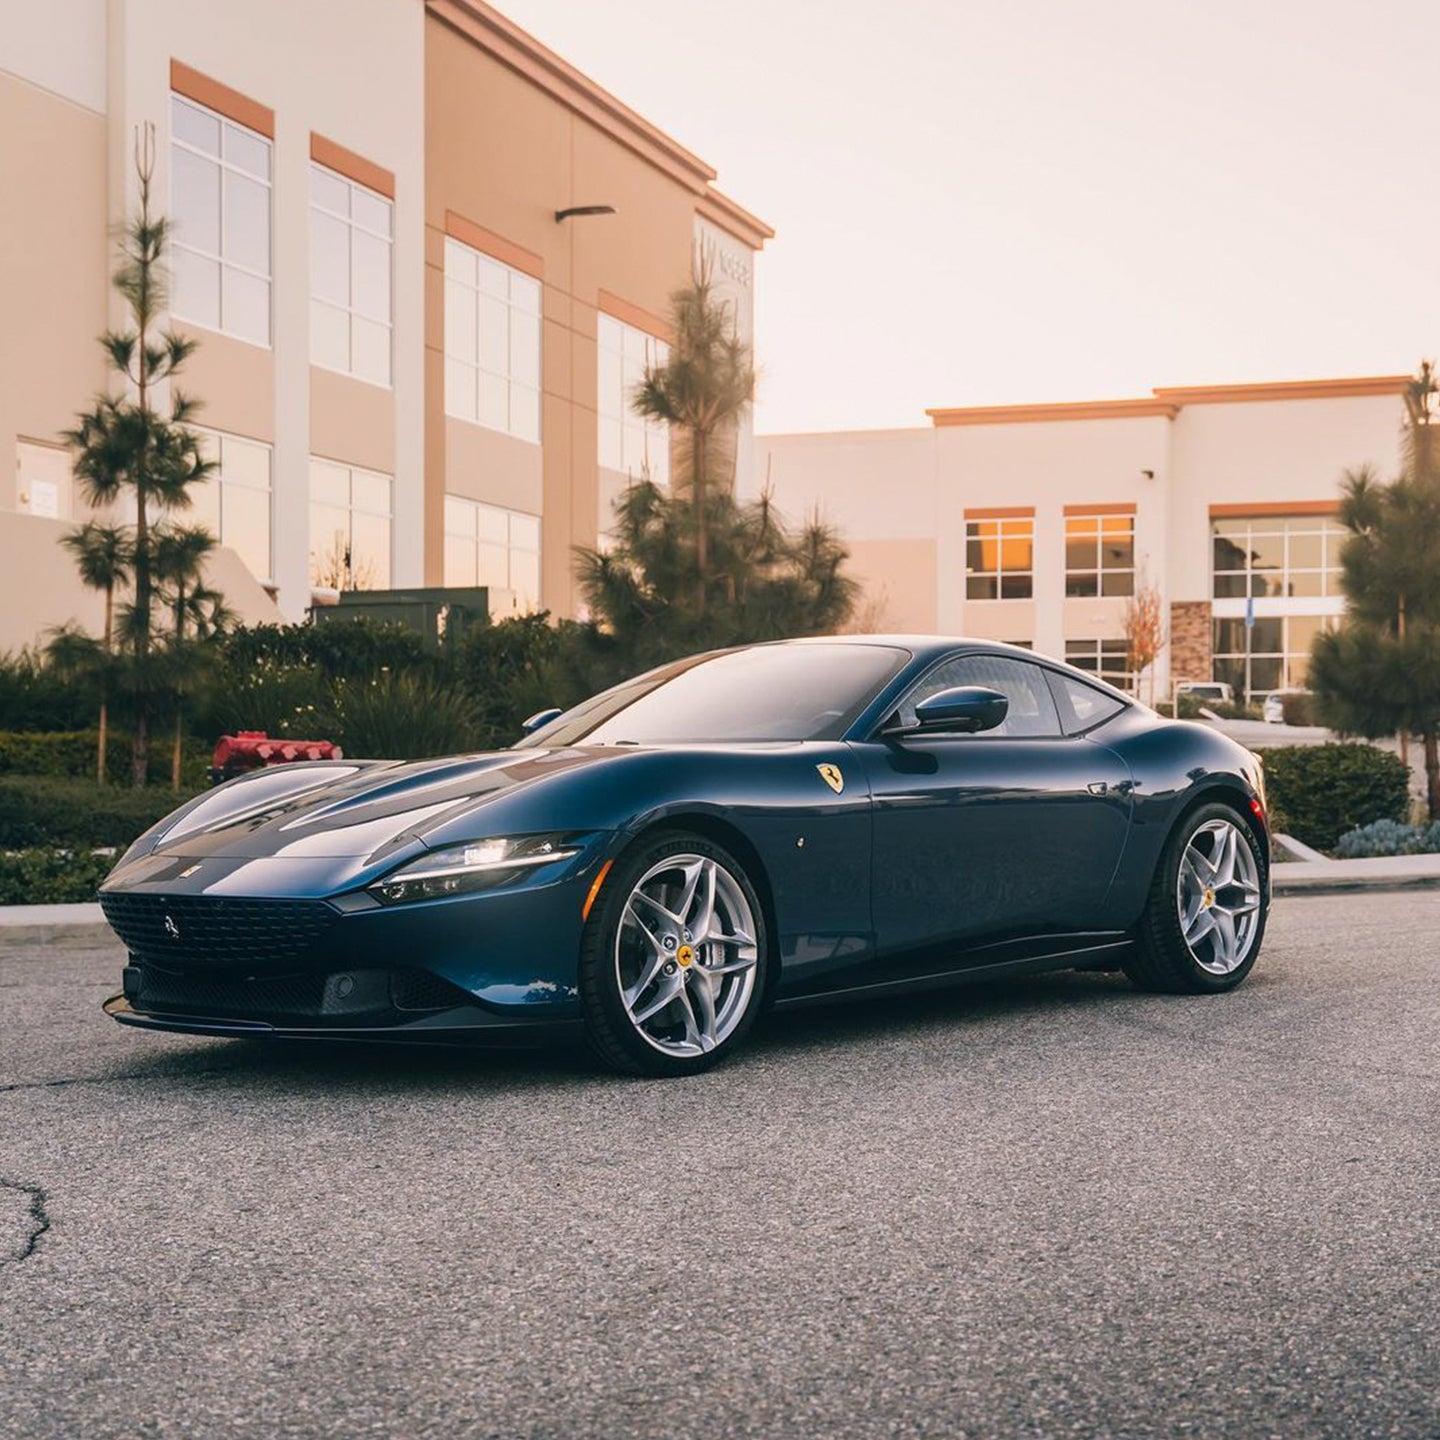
[
  {"left": 1051, "top": 672, "right": 1127, "bottom": 733},
  {"left": 896, "top": 654, "right": 1062, "bottom": 738}
]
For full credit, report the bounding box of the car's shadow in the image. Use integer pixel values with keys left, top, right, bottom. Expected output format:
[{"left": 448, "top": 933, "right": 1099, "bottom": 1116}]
[{"left": 109, "top": 965, "right": 1159, "bottom": 1095}]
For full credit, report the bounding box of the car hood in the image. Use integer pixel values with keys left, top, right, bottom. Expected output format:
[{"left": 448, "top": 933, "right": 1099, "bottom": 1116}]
[{"left": 131, "top": 748, "right": 613, "bottom": 863}]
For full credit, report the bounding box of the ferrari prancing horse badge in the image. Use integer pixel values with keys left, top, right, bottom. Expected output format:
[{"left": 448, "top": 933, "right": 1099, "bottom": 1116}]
[{"left": 816, "top": 763, "right": 844, "bottom": 795}]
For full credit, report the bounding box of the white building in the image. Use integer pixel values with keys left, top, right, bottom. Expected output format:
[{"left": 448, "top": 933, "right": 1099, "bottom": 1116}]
[{"left": 755, "top": 376, "right": 1409, "bottom": 699}]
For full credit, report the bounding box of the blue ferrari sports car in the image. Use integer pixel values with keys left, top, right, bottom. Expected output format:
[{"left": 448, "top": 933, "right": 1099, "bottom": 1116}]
[{"left": 100, "top": 637, "right": 1270, "bottom": 1076}]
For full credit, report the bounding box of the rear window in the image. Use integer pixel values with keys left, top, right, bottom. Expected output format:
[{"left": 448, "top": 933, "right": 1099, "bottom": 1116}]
[{"left": 1052, "top": 672, "right": 1127, "bottom": 732}]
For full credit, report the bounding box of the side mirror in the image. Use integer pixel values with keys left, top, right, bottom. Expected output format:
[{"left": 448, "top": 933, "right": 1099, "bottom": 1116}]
[
  {"left": 521, "top": 706, "right": 563, "bottom": 736},
  {"left": 905, "top": 685, "right": 1009, "bottom": 736}
]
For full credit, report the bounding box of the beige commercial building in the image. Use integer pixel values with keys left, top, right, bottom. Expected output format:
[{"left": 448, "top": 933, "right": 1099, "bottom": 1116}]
[
  {"left": 756, "top": 376, "right": 1410, "bottom": 700},
  {"left": 0, "top": 0, "right": 770, "bottom": 652}
]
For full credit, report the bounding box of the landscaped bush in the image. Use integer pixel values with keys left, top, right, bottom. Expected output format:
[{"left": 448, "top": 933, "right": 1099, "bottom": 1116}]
[
  {"left": 324, "top": 672, "right": 479, "bottom": 760},
  {"left": 1258, "top": 743, "right": 1411, "bottom": 852},
  {"left": 1176, "top": 694, "right": 1262, "bottom": 721},
  {"left": 1280, "top": 692, "right": 1315, "bottom": 727},
  {"left": 0, "top": 650, "right": 96, "bottom": 732},
  {"left": 0, "top": 776, "right": 199, "bottom": 849},
  {"left": 0, "top": 730, "right": 209, "bottom": 785},
  {"left": 0, "top": 848, "right": 116, "bottom": 906},
  {"left": 1334, "top": 818, "right": 1440, "bottom": 858}
]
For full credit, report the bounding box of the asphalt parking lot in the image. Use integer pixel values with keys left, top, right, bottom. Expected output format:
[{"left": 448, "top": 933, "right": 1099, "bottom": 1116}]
[{"left": 2, "top": 893, "right": 1437, "bottom": 1440}]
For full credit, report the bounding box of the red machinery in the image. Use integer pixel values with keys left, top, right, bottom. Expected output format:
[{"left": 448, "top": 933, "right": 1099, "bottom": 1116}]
[{"left": 210, "top": 731, "right": 344, "bottom": 785}]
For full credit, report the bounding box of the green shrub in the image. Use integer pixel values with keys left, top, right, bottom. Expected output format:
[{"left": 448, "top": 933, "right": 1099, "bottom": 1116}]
[
  {"left": 325, "top": 672, "right": 478, "bottom": 760},
  {"left": 1280, "top": 692, "right": 1315, "bottom": 727},
  {"left": 1335, "top": 818, "right": 1440, "bottom": 858},
  {"left": 1258, "top": 743, "right": 1410, "bottom": 851},
  {"left": 0, "top": 730, "right": 209, "bottom": 785},
  {"left": 0, "top": 848, "right": 116, "bottom": 905},
  {"left": 0, "top": 649, "right": 97, "bottom": 732},
  {"left": 0, "top": 776, "right": 198, "bottom": 849}
]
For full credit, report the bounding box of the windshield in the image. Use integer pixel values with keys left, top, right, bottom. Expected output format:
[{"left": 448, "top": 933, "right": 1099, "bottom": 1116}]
[{"left": 516, "top": 643, "right": 910, "bottom": 747}]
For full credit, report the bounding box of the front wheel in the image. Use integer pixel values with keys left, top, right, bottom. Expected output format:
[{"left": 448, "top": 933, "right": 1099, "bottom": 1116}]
[
  {"left": 1124, "top": 802, "right": 1268, "bottom": 994},
  {"left": 579, "top": 832, "right": 769, "bottom": 1076}
]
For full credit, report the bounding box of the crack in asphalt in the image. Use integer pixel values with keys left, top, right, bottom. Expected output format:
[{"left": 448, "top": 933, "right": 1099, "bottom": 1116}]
[{"left": 0, "top": 1178, "right": 51, "bottom": 1263}]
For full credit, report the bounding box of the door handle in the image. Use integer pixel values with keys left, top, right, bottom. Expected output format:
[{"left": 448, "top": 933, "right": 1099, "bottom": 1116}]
[{"left": 1087, "top": 781, "right": 1109, "bottom": 795}]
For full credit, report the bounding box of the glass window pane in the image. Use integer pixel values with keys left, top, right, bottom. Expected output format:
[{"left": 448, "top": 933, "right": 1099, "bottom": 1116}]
[
  {"left": 510, "top": 512, "right": 541, "bottom": 551},
  {"left": 598, "top": 343, "right": 622, "bottom": 418},
  {"left": 444, "top": 496, "right": 477, "bottom": 536},
  {"left": 1213, "top": 573, "right": 1247, "bottom": 599},
  {"left": 1100, "top": 571, "right": 1134, "bottom": 597},
  {"left": 351, "top": 469, "right": 390, "bottom": 515},
  {"left": 966, "top": 575, "right": 998, "bottom": 600},
  {"left": 310, "top": 166, "right": 349, "bottom": 215},
  {"left": 510, "top": 310, "right": 540, "bottom": 388},
  {"left": 351, "top": 188, "right": 391, "bottom": 238},
  {"left": 478, "top": 295, "right": 507, "bottom": 374},
  {"left": 445, "top": 237, "right": 477, "bottom": 288},
  {"left": 222, "top": 267, "right": 269, "bottom": 345},
  {"left": 510, "top": 385, "right": 540, "bottom": 443},
  {"left": 311, "top": 211, "right": 349, "bottom": 307},
  {"left": 1100, "top": 534, "right": 1134, "bottom": 569},
  {"left": 478, "top": 256, "right": 508, "bottom": 297},
  {"left": 1251, "top": 617, "right": 1284, "bottom": 653},
  {"left": 512, "top": 273, "right": 542, "bottom": 315},
  {"left": 311, "top": 299, "right": 349, "bottom": 371},
  {"left": 1250, "top": 657, "right": 1282, "bottom": 693},
  {"left": 444, "top": 534, "right": 477, "bottom": 587},
  {"left": 1065, "top": 533, "right": 1095, "bottom": 571},
  {"left": 309, "top": 504, "right": 350, "bottom": 586},
  {"left": 445, "top": 279, "right": 476, "bottom": 363},
  {"left": 223, "top": 169, "right": 269, "bottom": 275},
  {"left": 478, "top": 371, "right": 507, "bottom": 432},
  {"left": 351, "top": 317, "right": 391, "bottom": 386},
  {"left": 172, "top": 247, "right": 220, "bottom": 328},
  {"left": 1213, "top": 619, "right": 1246, "bottom": 655},
  {"left": 172, "top": 97, "right": 220, "bottom": 154},
  {"left": 226, "top": 481, "right": 271, "bottom": 579},
  {"left": 189, "top": 476, "right": 221, "bottom": 536},
  {"left": 599, "top": 415, "right": 623, "bottom": 470},
  {"left": 1287, "top": 570, "right": 1323, "bottom": 598},
  {"left": 511, "top": 548, "right": 540, "bottom": 608},
  {"left": 1288, "top": 533, "right": 1323, "bottom": 569},
  {"left": 477, "top": 506, "right": 508, "bottom": 545},
  {"left": 999, "top": 573, "right": 1033, "bottom": 600},
  {"left": 1066, "top": 572, "right": 1098, "bottom": 598},
  {"left": 1213, "top": 533, "right": 1248, "bottom": 571},
  {"left": 622, "top": 324, "right": 647, "bottom": 362},
  {"left": 351, "top": 230, "right": 391, "bottom": 322},
  {"left": 445, "top": 358, "right": 477, "bottom": 422},
  {"left": 223, "top": 123, "right": 269, "bottom": 180},
  {"left": 172, "top": 147, "right": 220, "bottom": 254},
  {"left": 309, "top": 459, "right": 350, "bottom": 507},
  {"left": 223, "top": 436, "right": 270, "bottom": 491},
  {"left": 999, "top": 530, "right": 1032, "bottom": 572},
  {"left": 477, "top": 541, "right": 508, "bottom": 588},
  {"left": 351, "top": 512, "right": 391, "bottom": 588}
]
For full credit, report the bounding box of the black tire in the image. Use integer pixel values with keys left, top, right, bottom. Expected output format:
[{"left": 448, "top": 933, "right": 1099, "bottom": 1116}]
[
  {"left": 1124, "top": 800, "right": 1268, "bottom": 994},
  {"left": 578, "top": 830, "right": 770, "bottom": 1077}
]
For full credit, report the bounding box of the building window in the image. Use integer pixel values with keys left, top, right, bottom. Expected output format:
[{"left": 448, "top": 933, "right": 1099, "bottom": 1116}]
[
  {"left": 443, "top": 239, "right": 541, "bottom": 443},
  {"left": 1212, "top": 513, "right": 1344, "bottom": 599},
  {"left": 310, "top": 165, "right": 393, "bottom": 386},
  {"left": 598, "top": 313, "right": 669, "bottom": 484},
  {"left": 190, "top": 429, "right": 272, "bottom": 582},
  {"left": 1066, "top": 512, "right": 1135, "bottom": 597},
  {"left": 1065, "top": 638, "right": 1133, "bottom": 692},
  {"left": 443, "top": 497, "right": 540, "bottom": 611},
  {"left": 1212, "top": 614, "right": 1335, "bottom": 699},
  {"left": 170, "top": 94, "right": 272, "bottom": 345},
  {"left": 965, "top": 516, "right": 1033, "bottom": 599},
  {"left": 309, "top": 459, "right": 391, "bottom": 590}
]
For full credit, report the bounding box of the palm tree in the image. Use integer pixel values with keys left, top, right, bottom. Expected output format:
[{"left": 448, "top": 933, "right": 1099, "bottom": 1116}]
[
  {"left": 58, "top": 521, "right": 132, "bottom": 781},
  {"left": 631, "top": 262, "right": 756, "bottom": 610},
  {"left": 61, "top": 125, "right": 216, "bottom": 785}
]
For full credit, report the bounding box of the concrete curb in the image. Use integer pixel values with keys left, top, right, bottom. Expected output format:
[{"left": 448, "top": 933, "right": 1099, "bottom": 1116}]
[{"left": 0, "top": 903, "right": 108, "bottom": 944}]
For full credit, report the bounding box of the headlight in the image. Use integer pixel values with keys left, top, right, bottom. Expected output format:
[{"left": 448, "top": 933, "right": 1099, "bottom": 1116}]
[{"left": 369, "top": 834, "right": 581, "bottom": 905}]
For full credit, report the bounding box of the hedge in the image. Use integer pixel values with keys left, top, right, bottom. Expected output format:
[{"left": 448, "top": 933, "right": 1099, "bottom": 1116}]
[
  {"left": 1258, "top": 743, "right": 1410, "bottom": 852},
  {"left": 0, "top": 730, "right": 210, "bottom": 786},
  {"left": 0, "top": 848, "right": 115, "bottom": 906},
  {"left": 0, "top": 776, "right": 200, "bottom": 849}
]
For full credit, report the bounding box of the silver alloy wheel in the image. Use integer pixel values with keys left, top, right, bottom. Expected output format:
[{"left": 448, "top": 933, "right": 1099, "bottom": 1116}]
[
  {"left": 1176, "top": 817, "right": 1263, "bottom": 975},
  {"left": 615, "top": 852, "right": 760, "bottom": 1057}
]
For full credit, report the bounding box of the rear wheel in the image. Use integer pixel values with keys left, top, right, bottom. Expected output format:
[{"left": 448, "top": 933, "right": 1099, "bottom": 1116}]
[
  {"left": 579, "top": 831, "right": 769, "bottom": 1077},
  {"left": 1124, "top": 802, "right": 1267, "bottom": 994}
]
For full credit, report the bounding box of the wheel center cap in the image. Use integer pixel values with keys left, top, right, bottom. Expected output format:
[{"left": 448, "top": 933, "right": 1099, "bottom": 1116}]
[
  {"left": 677, "top": 944, "right": 695, "bottom": 968},
  {"left": 1203, "top": 886, "right": 1216, "bottom": 909}
]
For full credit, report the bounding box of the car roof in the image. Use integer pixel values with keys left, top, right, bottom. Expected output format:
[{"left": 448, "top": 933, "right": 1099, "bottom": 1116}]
[{"left": 768, "top": 634, "right": 1040, "bottom": 664}]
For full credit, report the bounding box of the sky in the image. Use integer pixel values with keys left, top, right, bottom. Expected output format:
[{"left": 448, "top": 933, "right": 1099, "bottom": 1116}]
[{"left": 498, "top": 0, "right": 1440, "bottom": 436}]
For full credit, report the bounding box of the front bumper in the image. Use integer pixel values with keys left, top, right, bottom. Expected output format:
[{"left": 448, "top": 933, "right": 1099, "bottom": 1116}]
[{"left": 102, "top": 992, "right": 582, "bottom": 1046}]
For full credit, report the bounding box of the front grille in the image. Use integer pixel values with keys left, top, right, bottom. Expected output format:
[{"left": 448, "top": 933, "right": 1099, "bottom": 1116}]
[
  {"left": 100, "top": 893, "right": 337, "bottom": 968},
  {"left": 136, "top": 965, "right": 327, "bottom": 1019}
]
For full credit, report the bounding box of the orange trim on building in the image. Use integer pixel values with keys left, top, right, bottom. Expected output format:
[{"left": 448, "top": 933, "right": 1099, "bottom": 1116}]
[
  {"left": 310, "top": 133, "right": 395, "bottom": 200},
  {"left": 598, "top": 290, "right": 674, "bottom": 345},
  {"left": 1154, "top": 376, "right": 1410, "bottom": 406},
  {"left": 1063, "top": 502, "right": 1137, "bottom": 516},
  {"left": 697, "top": 189, "right": 775, "bottom": 250},
  {"left": 444, "top": 211, "right": 544, "bottom": 279},
  {"left": 929, "top": 399, "right": 1178, "bottom": 427},
  {"left": 964, "top": 506, "right": 1035, "bottom": 520},
  {"left": 169, "top": 60, "right": 273, "bottom": 138},
  {"left": 1210, "top": 500, "right": 1341, "bottom": 518}
]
